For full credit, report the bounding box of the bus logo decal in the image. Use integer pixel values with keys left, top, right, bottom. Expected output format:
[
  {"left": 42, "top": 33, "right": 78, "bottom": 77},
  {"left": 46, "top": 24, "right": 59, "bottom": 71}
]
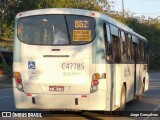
[{"left": 28, "top": 61, "right": 36, "bottom": 69}]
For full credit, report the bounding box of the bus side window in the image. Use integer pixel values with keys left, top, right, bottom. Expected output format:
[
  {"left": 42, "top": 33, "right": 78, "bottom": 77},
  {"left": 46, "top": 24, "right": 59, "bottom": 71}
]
[
  {"left": 132, "top": 35, "right": 138, "bottom": 63},
  {"left": 144, "top": 42, "right": 149, "bottom": 62},
  {"left": 139, "top": 40, "right": 145, "bottom": 62},
  {"left": 138, "top": 40, "right": 142, "bottom": 62},
  {"left": 110, "top": 25, "right": 120, "bottom": 63},
  {"left": 142, "top": 41, "right": 145, "bottom": 62},
  {"left": 143, "top": 42, "right": 146, "bottom": 62},
  {"left": 112, "top": 34, "right": 121, "bottom": 63},
  {"left": 144, "top": 42, "right": 150, "bottom": 67},
  {"left": 103, "top": 23, "right": 108, "bottom": 51},
  {"left": 131, "top": 41, "right": 134, "bottom": 61},
  {"left": 103, "top": 22, "right": 113, "bottom": 61},
  {"left": 136, "top": 38, "right": 140, "bottom": 63},
  {"left": 120, "top": 31, "right": 127, "bottom": 62},
  {"left": 126, "top": 33, "right": 132, "bottom": 61}
]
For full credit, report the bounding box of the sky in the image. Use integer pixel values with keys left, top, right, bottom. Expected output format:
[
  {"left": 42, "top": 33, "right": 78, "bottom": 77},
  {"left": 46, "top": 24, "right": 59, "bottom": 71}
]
[{"left": 108, "top": 0, "right": 160, "bottom": 18}]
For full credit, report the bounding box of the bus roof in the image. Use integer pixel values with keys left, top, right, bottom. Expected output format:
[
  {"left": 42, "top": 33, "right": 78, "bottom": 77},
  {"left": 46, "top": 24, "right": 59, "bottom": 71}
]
[
  {"left": 16, "top": 8, "right": 101, "bottom": 18},
  {"left": 16, "top": 8, "right": 147, "bottom": 41}
]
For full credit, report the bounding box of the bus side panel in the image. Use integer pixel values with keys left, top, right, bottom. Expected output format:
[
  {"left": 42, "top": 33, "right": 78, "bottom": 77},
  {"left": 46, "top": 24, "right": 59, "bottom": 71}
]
[
  {"left": 139, "top": 63, "right": 149, "bottom": 93},
  {"left": 87, "top": 22, "right": 107, "bottom": 110},
  {"left": 136, "top": 64, "right": 141, "bottom": 95},
  {"left": 88, "top": 63, "right": 107, "bottom": 110},
  {"left": 144, "top": 71, "right": 149, "bottom": 91},
  {"left": 105, "top": 64, "right": 112, "bottom": 111},
  {"left": 13, "top": 62, "right": 27, "bottom": 109},
  {"left": 88, "top": 23, "right": 109, "bottom": 110},
  {"left": 113, "top": 64, "right": 135, "bottom": 110},
  {"left": 113, "top": 64, "right": 122, "bottom": 110},
  {"left": 13, "top": 88, "right": 28, "bottom": 109},
  {"left": 88, "top": 89, "right": 106, "bottom": 110},
  {"left": 87, "top": 51, "right": 108, "bottom": 110},
  {"left": 125, "top": 64, "right": 135, "bottom": 102}
]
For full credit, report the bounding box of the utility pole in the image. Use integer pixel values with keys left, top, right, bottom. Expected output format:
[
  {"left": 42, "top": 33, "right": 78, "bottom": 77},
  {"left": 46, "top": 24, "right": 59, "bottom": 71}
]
[{"left": 122, "top": 0, "right": 124, "bottom": 17}]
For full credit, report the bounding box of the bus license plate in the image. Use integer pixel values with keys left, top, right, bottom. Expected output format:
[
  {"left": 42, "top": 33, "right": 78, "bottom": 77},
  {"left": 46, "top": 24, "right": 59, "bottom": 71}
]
[{"left": 49, "top": 86, "right": 64, "bottom": 92}]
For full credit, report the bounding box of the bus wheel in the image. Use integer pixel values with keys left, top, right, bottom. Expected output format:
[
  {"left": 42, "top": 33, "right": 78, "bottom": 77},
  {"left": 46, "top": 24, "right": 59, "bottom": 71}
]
[
  {"left": 114, "top": 85, "right": 126, "bottom": 115},
  {"left": 120, "top": 85, "right": 126, "bottom": 112},
  {"left": 137, "top": 82, "right": 145, "bottom": 101}
]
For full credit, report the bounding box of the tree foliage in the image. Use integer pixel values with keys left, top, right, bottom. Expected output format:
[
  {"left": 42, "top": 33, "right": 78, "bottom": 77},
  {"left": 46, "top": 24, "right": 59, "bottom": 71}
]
[{"left": 0, "top": 0, "right": 22, "bottom": 37}]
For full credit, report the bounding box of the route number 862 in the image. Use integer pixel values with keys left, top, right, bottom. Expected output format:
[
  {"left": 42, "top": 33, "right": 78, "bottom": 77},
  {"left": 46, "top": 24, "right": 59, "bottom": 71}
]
[{"left": 75, "top": 20, "right": 88, "bottom": 28}]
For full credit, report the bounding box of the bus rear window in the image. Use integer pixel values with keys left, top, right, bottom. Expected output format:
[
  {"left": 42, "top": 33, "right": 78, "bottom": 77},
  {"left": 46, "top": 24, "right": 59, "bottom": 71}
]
[{"left": 17, "top": 15, "right": 95, "bottom": 45}]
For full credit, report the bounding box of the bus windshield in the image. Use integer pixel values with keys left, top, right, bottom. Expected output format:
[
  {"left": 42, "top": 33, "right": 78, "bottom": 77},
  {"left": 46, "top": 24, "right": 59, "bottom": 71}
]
[{"left": 17, "top": 15, "right": 95, "bottom": 45}]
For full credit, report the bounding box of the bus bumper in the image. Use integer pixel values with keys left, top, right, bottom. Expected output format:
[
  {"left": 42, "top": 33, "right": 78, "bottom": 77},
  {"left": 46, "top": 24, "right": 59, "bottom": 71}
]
[{"left": 13, "top": 88, "right": 106, "bottom": 110}]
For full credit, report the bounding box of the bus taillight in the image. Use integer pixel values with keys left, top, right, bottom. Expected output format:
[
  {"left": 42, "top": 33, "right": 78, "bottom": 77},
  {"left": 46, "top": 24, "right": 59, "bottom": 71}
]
[
  {"left": 14, "top": 72, "right": 24, "bottom": 92},
  {"left": 93, "top": 79, "right": 99, "bottom": 85},
  {"left": 91, "top": 79, "right": 99, "bottom": 93},
  {"left": 94, "top": 73, "right": 101, "bottom": 79},
  {"left": 94, "top": 73, "right": 106, "bottom": 79},
  {"left": 90, "top": 73, "right": 106, "bottom": 93},
  {"left": 16, "top": 78, "right": 22, "bottom": 83},
  {"left": 90, "top": 73, "right": 100, "bottom": 93},
  {"left": 14, "top": 72, "right": 21, "bottom": 78}
]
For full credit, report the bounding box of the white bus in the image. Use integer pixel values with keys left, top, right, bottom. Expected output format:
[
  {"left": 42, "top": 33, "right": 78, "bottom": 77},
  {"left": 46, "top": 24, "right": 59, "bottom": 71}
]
[{"left": 13, "top": 8, "right": 149, "bottom": 112}]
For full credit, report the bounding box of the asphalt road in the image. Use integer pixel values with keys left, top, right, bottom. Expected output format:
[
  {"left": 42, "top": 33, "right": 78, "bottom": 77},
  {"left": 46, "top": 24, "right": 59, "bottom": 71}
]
[{"left": 0, "top": 72, "right": 160, "bottom": 120}]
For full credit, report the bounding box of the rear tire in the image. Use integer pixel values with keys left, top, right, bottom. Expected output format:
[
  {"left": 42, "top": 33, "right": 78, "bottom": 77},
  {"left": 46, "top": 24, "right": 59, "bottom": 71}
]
[
  {"left": 115, "top": 85, "right": 126, "bottom": 115},
  {"left": 119, "top": 85, "right": 126, "bottom": 114}
]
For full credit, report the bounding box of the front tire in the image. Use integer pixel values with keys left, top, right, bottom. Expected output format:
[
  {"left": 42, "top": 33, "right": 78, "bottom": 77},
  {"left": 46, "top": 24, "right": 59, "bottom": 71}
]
[{"left": 137, "top": 81, "right": 145, "bottom": 101}]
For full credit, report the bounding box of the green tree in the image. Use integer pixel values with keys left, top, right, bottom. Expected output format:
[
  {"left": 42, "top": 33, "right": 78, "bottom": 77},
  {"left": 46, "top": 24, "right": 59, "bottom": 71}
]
[{"left": 0, "top": 0, "right": 22, "bottom": 38}]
